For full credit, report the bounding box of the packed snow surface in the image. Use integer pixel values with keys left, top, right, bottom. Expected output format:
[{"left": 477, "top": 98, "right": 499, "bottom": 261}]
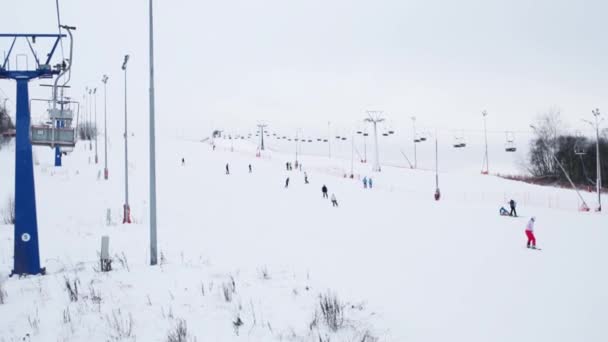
[{"left": 0, "top": 134, "right": 606, "bottom": 341}]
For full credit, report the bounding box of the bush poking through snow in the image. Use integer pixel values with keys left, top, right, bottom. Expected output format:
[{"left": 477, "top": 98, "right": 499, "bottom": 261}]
[
  {"left": 2, "top": 195, "right": 15, "bottom": 225},
  {"left": 0, "top": 280, "right": 7, "bottom": 304},
  {"left": 222, "top": 276, "right": 236, "bottom": 302},
  {"left": 115, "top": 252, "right": 130, "bottom": 272},
  {"left": 166, "top": 319, "right": 194, "bottom": 342},
  {"left": 259, "top": 266, "right": 270, "bottom": 280},
  {"left": 64, "top": 276, "right": 80, "bottom": 302},
  {"left": 233, "top": 315, "right": 244, "bottom": 336},
  {"left": 106, "top": 309, "right": 134, "bottom": 341},
  {"left": 319, "top": 292, "right": 344, "bottom": 332}
]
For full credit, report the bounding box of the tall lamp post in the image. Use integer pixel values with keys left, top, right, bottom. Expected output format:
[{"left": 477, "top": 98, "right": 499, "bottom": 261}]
[
  {"left": 88, "top": 88, "right": 93, "bottom": 150},
  {"left": 481, "top": 110, "right": 489, "bottom": 174},
  {"left": 102, "top": 75, "right": 109, "bottom": 179},
  {"left": 122, "top": 54, "right": 131, "bottom": 224},
  {"left": 149, "top": 0, "right": 159, "bottom": 265},
  {"left": 364, "top": 110, "right": 385, "bottom": 172},
  {"left": 94, "top": 87, "right": 98, "bottom": 163},
  {"left": 411, "top": 116, "right": 417, "bottom": 169},
  {"left": 585, "top": 109, "right": 603, "bottom": 212}
]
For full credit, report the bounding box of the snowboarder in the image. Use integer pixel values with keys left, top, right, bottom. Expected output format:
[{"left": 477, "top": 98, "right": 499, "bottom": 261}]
[
  {"left": 285, "top": 177, "right": 290, "bottom": 188},
  {"left": 525, "top": 217, "right": 537, "bottom": 248},
  {"left": 368, "top": 178, "right": 373, "bottom": 189},
  {"left": 331, "top": 193, "right": 338, "bottom": 207},
  {"left": 363, "top": 177, "right": 368, "bottom": 188},
  {"left": 225, "top": 163, "right": 230, "bottom": 175},
  {"left": 322, "top": 185, "right": 328, "bottom": 198},
  {"left": 509, "top": 199, "right": 517, "bottom": 217},
  {"left": 304, "top": 172, "right": 309, "bottom": 184},
  {"left": 249, "top": 164, "right": 252, "bottom": 173}
]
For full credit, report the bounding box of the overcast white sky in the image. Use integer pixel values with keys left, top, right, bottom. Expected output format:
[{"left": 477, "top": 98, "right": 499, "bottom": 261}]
[{"left": 1, "top": 0, "right": 607, "bottom": 140}]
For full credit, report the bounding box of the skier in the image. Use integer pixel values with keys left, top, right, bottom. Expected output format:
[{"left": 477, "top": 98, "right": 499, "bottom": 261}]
[
  {"left": 181, "top": 157, "right": 185, "bottom": 166},
  {"left": 322, "top": 185, "right": 328, "bottom": 198},
  {"left": 509, "top": 199, "right": 517, "bottom": 217},
  {"left": 212, "top": 144, "right": 216, "bottom": 151},
  {"left": 285, "top": 177, "right": 290, "bottom": 188},
  {"left": 286, "top": 162, "right": 289, "bottom": 171},
  {"left": 249, "top": 164, "right": 252, "bottom": 173},
  {"left": 525, "top": 217, "right": 537, "bottom": 248},
  {"left": 225, "top": 163, "right": 230, "bottom": 175},
  {"left": 304, "top": 172, "right": 309, "bottom": 184},
  {"left": 363, "top": 177, "right": 368, "bottom": 188},
  {"left": 331, "top": 193, "right": 338, "bottom": 207},
  {"left": 368, "top": 177, "right": 373, "bottom": 189}
]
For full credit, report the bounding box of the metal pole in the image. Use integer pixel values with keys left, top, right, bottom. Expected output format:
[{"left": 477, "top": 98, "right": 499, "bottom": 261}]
[
  {"left": 482, "top": 110, "right": 489, "bottom": 174},
  {"left": 350, "top": 133, "right": 354, "bottom": 176},
  {"left": 122, "top": 55, "right": 131, "bottom": 224},
  {"left": 88, "top": 89, "right": 92, "bottom": 150},
  {"left": 592, "top": 109, "right": 602, "bottom": 211},
  {"left": 373, "top": 121, "right": 380, "bottom": 172},
  {"left": 412, "top": 116, "right": 417, "bottom": 169},
  {"left": 328, "top": 121, "right": 331, "bottom": 159},
  {"left": 102, "top": 75, "right": 109, "bottom": 179},
  {"left": 149, "top": 0, "right": 158, "bottom": 265},
  {"left": 94, "top": 88, "right": 98, "bottom": 163},
  {"left": 435, "top": 130, "right": 439, "bottom": 189}
]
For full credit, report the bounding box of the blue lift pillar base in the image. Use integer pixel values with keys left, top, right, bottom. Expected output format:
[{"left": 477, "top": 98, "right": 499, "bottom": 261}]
[{"left": 12, "top": 78, "right": 43, "bottom": 275}]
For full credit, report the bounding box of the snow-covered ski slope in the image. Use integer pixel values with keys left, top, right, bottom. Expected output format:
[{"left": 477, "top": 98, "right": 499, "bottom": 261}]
[{"left": 0, "top": 135, "right": 606, "bottom": 341}]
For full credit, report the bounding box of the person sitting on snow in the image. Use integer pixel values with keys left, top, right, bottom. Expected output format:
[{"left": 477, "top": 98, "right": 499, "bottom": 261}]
[{"left": 499, "top": 207, "right": 509, "bottom": 216}]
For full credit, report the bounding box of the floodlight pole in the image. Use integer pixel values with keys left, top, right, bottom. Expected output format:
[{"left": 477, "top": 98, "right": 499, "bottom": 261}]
[
  {"left": 122, "top": 54, "right": 131, "bottom": 224},
  {"left": 482, "top": 110, "right": 489, "bottom": 174},
  {"left": 149, "top": 0, "right": 159, "bottom": 265},
  {"left": 102, "top": 75, "right": 109, "bottom": 179},
  {"left": 435, "top": 129, "right": 440, "bottom": 200},
  {"left": 411, "top": 116, "right": 417, "bottom": 169},
  {"left": 365, "top": 111, "right": 385, "bottom": 172},
  {"left": 94, "top": 87, "right": 98, "bottom": 163},
  {"left": 589, "top": 109, "right": 603, "bottom": 212},
  {"left": 88, "top": 88, "right": 92, "bottom": 150},
  {"left": 328, "top": 121, "right": 331, "bottom": 159}
]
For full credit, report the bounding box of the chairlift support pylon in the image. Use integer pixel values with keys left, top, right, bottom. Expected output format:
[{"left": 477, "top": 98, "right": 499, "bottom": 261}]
[{"left": 0, "top": 32, "right": 69, "bottom": 276}]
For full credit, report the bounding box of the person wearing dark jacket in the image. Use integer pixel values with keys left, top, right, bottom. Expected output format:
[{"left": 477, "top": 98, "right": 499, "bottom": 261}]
[
  {"left": 225, "top": 163, "right": 230, "bottom": 175},
  {"left": 285, "top": 177, "right": 290, "bottom": 188},
  {"left": 509, "top": 199, "right": 517, "bottom": 217},
  {"left": 321, "top": 185, "right": 328, "bottom": 198}
]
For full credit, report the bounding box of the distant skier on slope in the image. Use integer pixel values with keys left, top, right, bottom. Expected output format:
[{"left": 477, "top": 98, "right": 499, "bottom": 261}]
[
  {"left": 322, "top": 185, "right": 328, "bottom": 198},
  {"left": 181, "top": 158, "right": 185, "bottom": 166},
  {"left": 331, "top": 193, "right": 339, "bottom": 207},
  {"left": 525, "top": 217, "right": 537, "bottom": 249},
  {"left": 509, "top": 199, "right": 517, "bottom": 217},
  {"left": 225, "top": 163, "right": 230, "bottom": 175},
  {"left": 285, "top": 177, "right": 290, "bottom": 188},
  {"left": 249, "top": 164, "right": 252, "bottom": 173},
  {"left": 304, "top": 172, "right": 309, "bottom": 184},
  {"left": 363, "top": 177, "right": 368, "bottom": 188},
  {"left": 368, "top": 177, "right": 373, "bottom": 189}
]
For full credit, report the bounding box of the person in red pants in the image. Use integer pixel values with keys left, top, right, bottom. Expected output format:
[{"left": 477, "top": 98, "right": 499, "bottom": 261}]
[{"left": 525, "top": 217, "right": 537, "bottom": 248}]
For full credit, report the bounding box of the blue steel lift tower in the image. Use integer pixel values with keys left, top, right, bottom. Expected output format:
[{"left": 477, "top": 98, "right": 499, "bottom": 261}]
[{"left": 0, "top": 32, "right": 68, "bottom": 275}]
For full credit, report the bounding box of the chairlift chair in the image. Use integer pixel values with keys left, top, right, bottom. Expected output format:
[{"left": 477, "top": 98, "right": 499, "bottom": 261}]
[{"left": 504, "top": 131, "right": 516, "bottom": 152}]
